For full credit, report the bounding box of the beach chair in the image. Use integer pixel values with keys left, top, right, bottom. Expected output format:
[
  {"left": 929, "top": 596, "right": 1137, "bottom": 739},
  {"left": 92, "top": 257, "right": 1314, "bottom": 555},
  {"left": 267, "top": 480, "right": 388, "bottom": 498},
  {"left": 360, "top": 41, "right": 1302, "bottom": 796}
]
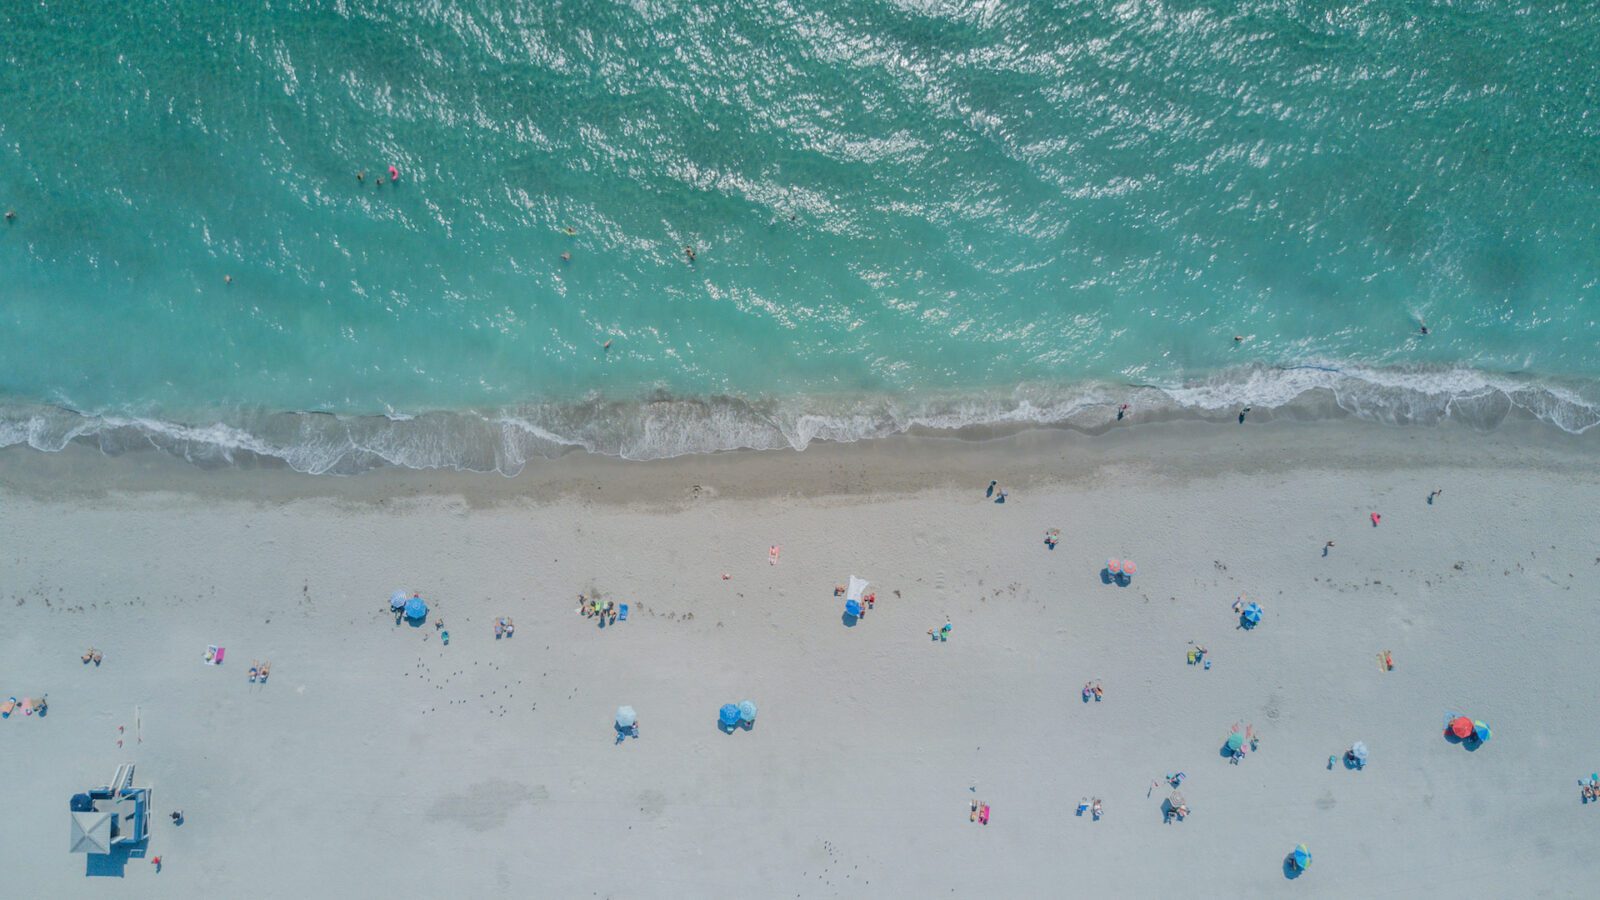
[{"left": 618, "top": 604, "right": 629, "bottom": 622}]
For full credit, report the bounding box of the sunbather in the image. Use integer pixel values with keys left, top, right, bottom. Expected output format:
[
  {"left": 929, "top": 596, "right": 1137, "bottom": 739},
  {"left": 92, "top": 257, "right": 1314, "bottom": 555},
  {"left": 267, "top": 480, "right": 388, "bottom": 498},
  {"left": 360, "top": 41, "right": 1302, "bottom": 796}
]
[
  {"left": 1091, "top": 798, "right": 1102, "bottom": 819},
  {"left": 92, "top": 650, "right": 102, "bottom": 665},
  {"left": 504, "top": 617, "right": 514, "bottom": 636},
  {"left": 494, "top": 619, "right": 504, "bottom": 637},
  {"left": 1092, "top": 681, "right": 1104, "bottom": 700},
  {"left": 258, "top": 660, "right": 270, "bottom": 681},
  {"left": 248, "top": 662, "right": 259, "bottom": 682},
  {"left": 83, "top": 648, "right": 94, "bottom": 664}
]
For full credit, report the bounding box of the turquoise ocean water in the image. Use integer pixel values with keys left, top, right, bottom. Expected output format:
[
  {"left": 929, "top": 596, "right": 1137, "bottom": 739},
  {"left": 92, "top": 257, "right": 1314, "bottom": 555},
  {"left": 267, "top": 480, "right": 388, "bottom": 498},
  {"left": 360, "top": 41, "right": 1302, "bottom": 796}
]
[{"left": 2, "top": 1, "right": 1598, "bottom": 472}]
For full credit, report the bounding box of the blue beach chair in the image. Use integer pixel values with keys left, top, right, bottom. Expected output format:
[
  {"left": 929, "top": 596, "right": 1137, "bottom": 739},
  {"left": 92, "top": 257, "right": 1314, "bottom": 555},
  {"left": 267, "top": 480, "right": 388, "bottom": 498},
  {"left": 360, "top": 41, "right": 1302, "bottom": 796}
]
[{"left": 618, "top": 604, "right": 629, "bottom": 622}]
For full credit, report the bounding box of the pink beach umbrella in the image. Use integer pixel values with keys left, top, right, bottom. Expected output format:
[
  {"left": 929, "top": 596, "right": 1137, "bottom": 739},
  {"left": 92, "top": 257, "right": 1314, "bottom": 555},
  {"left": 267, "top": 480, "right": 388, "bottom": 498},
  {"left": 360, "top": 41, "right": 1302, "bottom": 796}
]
[
  {"left": 1106, "top": 558, "right": 1122, "bottom": 575},
  {"left": 1121, "top": 560, "right": 1137, "bottom": 578}
]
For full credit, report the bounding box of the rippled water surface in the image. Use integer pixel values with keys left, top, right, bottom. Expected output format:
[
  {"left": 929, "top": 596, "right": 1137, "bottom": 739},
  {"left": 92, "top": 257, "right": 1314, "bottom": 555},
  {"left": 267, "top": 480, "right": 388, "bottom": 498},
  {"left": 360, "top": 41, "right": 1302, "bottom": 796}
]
[{"left": 2, "top": 1, "right": 1598, "bottom": 468}]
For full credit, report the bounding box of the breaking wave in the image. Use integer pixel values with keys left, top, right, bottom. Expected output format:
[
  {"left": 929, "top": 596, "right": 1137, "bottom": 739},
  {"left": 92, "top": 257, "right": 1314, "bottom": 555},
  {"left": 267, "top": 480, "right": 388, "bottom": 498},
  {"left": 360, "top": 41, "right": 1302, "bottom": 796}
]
[{"left": 1, "top": 364, "right": 1596, "bottom": 475}]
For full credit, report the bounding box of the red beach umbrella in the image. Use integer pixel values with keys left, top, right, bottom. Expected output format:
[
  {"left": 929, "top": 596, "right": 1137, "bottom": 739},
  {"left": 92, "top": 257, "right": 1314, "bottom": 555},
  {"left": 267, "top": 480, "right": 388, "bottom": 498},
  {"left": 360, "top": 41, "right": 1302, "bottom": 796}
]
[
  {"left": 1121, "top": 560, "right": 1137, "bottom": 577},
  {"left": 1106, "top": 558, "right": 1122, "bottom": 575},
  {"left": 1449, "top": 716, "right": 1473, "bottom": 739}
]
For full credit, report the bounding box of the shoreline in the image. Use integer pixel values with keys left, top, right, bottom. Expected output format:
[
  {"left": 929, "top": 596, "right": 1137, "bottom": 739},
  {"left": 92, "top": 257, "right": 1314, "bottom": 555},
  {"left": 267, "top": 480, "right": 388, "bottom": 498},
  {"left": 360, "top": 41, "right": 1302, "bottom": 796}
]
[
  {"left": 3, "top": 362, "right": 1597, "bottom": 474},
  {"left": 2, "top": 416, "right": 1596, "bottom": 508}
]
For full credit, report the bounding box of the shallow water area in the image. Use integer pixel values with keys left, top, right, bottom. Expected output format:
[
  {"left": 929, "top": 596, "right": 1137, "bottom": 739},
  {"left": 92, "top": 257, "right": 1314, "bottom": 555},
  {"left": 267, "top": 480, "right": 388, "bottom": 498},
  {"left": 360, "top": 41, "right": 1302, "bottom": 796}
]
[{"left": 2, "top": 1, "right": 1597, "bottom": 470}]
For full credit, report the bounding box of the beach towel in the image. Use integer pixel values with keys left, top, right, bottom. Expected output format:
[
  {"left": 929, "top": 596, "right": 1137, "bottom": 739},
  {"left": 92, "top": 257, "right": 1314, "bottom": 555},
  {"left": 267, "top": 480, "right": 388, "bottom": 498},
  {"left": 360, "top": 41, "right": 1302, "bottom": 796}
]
[
  {"left": 21, "top": 698, "right": 34, "bottom": 716},
  {"left": 618, "top": 604, "right": 629, "bottom": 621},
  {"left": 978, "top": 805, "right": 990, "bottom": 825},
  {"left": 846, "top": 576, "right": 869, "bottom": 603},
  {"left": 205, "top": 645, "right": 225, "bottom": 665},
  {"left": 1, "top": 697, "right": 14, "bottom": 718}
]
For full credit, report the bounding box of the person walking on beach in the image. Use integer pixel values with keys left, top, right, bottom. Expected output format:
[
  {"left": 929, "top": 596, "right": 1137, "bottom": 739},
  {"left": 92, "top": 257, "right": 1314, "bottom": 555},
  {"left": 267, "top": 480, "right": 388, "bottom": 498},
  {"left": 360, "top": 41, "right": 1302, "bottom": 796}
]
[
  {"left": 1117, "top": 403, "right": 1129, "bottom": 420},
  {"left": 986, "top": 480, "right": 996, "bottom": 498},
  {"left": 1428, "top": 488, "right": 1443, "bottom": 504},
  {"left": 1238, "top": 406, "right": 1251, "bottom": 424},
  {"left": 1323, "top": 540, "right": 1334, "bottom": 557}
]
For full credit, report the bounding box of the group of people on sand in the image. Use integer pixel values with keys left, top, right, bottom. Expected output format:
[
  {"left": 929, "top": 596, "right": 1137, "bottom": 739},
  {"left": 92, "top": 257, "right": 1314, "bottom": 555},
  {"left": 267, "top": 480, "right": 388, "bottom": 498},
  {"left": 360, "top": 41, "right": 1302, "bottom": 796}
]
[
  {"left": 1580, "top": 775, "right": 1600, "bottom": 803},
  {"left": 1082, "top": 680, "right": 1104, "bottom": 702},
  {"left": 1076, "top": 796, "right": 1104, "bottom": 820},
  {"left": 248, "top": 660, "right": 271, "bottom": 683},
  {"left": 578, "top": 594, "right": 619, "bottom": 624},
  {"left": 493, "top": 617, "right": 515, "bottom": 638},
  {"left": 1, "top": 695, "right": 46, "bottom": 717},
  {"left": 81, "top": 648, "right": 104, "bottom": 666}
]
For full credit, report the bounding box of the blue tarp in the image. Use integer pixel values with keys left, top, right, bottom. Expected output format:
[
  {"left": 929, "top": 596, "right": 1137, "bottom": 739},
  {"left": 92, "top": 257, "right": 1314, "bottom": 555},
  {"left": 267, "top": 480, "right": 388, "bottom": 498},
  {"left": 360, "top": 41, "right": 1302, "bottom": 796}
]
[
  {"left": 738, "top": 700, "right": 758, "bottom": 722},
  {"left": 719, "top": 704, "right": 741, "bottom": 727},
  {"left": 404, "top": 596, "right": 428, "bottom": 619}
]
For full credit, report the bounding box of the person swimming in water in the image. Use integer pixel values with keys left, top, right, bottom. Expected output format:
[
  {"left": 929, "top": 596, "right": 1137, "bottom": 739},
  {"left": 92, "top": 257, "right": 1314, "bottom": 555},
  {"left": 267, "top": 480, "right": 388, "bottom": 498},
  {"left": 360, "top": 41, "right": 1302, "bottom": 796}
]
[{"left": 684, "top": 246, "right": 696, "bottom": 262}]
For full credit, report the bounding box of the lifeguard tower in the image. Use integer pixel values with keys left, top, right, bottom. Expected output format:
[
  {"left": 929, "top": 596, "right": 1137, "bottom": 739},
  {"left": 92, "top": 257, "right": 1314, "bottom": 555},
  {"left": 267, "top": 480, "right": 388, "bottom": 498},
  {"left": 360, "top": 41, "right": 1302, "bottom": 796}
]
[{"left": 70, "top": 764, "right": 151, "bottom": 855}]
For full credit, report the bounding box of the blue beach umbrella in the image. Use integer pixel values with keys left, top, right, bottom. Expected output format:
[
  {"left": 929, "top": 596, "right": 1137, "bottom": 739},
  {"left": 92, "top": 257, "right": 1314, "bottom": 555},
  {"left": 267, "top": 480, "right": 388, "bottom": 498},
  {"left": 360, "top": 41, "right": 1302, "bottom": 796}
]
[
  {"left": 616, "top": 706, "right": 637, "bottom": 729},
  {"left": 1242, "top": 602, "right": 1262, "bottom": 627},
  {"left": 844, "top": 599, "right": 862, "bottom": 618},
  {"left": 1225, "top": 732, "right": 1245, "bottom": 753},
  {"left": 390, "top": 590, "right": 408, "bottom": 610},
  {"left": 404, "top": 595, "right": 428, "bottom": 620},
  {"left": 738, "top": 700, "right": 758, "bottom": 723},
  {"left": 719, "top": 704, "right": 741, "bottom": 728},
  {"left": 1472, "top": 720, "right": 1491, "bottom": 743},
  {"left": 1293, "top": 844, "right": 1312, "bottom": 869}
]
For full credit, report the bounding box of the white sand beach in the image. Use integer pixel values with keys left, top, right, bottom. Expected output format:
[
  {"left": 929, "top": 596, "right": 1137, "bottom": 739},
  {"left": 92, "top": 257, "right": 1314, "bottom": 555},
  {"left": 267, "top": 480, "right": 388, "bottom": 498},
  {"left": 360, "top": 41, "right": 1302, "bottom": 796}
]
[{"left": 2, "top": 420, "right": 1598, "bottom": 897}]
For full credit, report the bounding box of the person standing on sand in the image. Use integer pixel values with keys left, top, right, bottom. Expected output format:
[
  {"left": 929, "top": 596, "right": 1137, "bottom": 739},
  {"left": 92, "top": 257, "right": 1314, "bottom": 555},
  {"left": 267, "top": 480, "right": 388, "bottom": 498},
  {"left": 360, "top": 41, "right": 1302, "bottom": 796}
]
[
  {"left": 1238, "top": 407, "right": 1250, "bottom": 424},
  {"left": 986, "top": 480, "right": 996, "bottom": 498},
  {"left": 1323, "top": 540, "right": 1334, "bottom": 556},
  {"left": 1428, "top": 488, "right": 1443, "bottom": 504}
]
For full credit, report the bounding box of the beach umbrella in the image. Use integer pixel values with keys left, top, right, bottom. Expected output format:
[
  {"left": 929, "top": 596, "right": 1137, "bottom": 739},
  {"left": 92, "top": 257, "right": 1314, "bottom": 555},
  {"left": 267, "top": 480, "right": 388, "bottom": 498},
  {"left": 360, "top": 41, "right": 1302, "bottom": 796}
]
[
  {"left": 738, "top": 700, "right": 758, "bottom": 723},
  {"left": 719, "top": 704, "right": 741, "bottom": 728},
  {"left": 404, "top": 595, "right": 428, "bottom": 619},
  {"left": 1293, "top": 844, "right": 1312, "bottom": 869},
  {"left": 1225, "top": 732, "right": 1245, "bottom": 753},
  {"left": 615, "top": 706, "right": 637, "bottom": 729},
  {"left": 1121, "top": 560, "right": 1137, "bottom": 577},
  {"left": 1242, "top": 602, "right": 1262, "bottom": 626},
  {"left": 1472, "top": 720, "right": 1491, "bottom": 742},
  {"left": 389, "top": 590, "right": 408, "bottom": 610},
  {"left": 1449, "top": 716, "right": 1473, "bottom": 739},
  {"left": 844, "top": 599, "right": 861, "bottom": 618},
  {"left": 1350, "top": 741, "right": 1368, "bottom": 763},
  {"left": 1106, "top": 558, "right": 1122, "bottom": 575}
]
